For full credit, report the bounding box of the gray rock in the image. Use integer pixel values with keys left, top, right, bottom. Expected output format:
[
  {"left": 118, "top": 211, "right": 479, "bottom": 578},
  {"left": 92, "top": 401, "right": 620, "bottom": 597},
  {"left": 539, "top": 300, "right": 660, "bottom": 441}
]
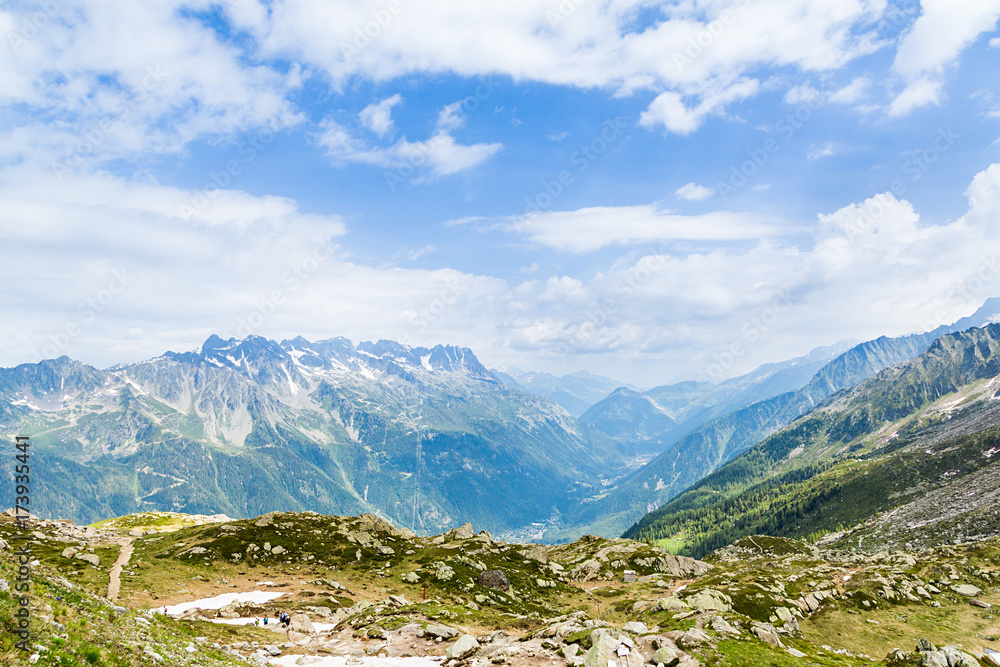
[
  {"left": 652, "top": 645, "right": 685, "bottom": 666},
  {"left": 435, "top": 564, "right": 455, "bottom": 581},
  {"left": 520, "top": 544, "right": 548, "bottom": 564},
  {"left": 677, "top": 628, "right": 711, "bottom": 649},
  {"left": 949, "top": 584, "right": 981, "bottom": 597},
  {"left": 289, "top": 613, "right": 314, "bottom": 633},
  {"left": 376, "top": 545, "right": 394, "bottom": 555},
  {"left": 128, "top": 529, "right": 144, "bottom": 537},
  {"left": 264, "top": 645, "right": 281, "bottom": 656},
  {"left": 751, "top": 623, "right": 783, "bottom": 648},
  {"left": 0, "top": 580, "right": 9, "bottom": 593},
  {"left": 921, "top": 652, "right": 949, "bottom": 667},
  {"left": 584, "top": 634, "right": 625, "bottom": 667},
  {"left": 622, "top": 621, "right": 648, "bottom": 635},
  {"left": 446, "top": 634, "right": 480, "bottom": 660},
  {"left": 453, "top": 523, "right": 475, "bottom": 540},
  {"left": 74, "top": 553, "right": 100, "bottom": 566},
  {"left": 939, "top": 646, "right": 980, "bottom": 667},
  {"left": 971, "top": 598, "right": 992, "bottom": 609},
  {"left": 477, "top": 569, "right": 510, "bottom": 591},
  {"left": 271, "top": 545, "right": 286, "bottom": 555},
  {"left": 423, "top": 624, "right": 458, "bottom": 640},
  {"left": 684, "top": 589, "right": 732, "bottom": 613},
  {"left": 709, "top": 616, "right": 740, "bottom": 636},
  {"left": 61, "top": 547, "right": 78, "bottom": 559},
  {"left": 653, "top": 595, "right": 689, "bottom": 612},
  {"left": 401, "top": 571, "right": 420, "bottom": 583}
]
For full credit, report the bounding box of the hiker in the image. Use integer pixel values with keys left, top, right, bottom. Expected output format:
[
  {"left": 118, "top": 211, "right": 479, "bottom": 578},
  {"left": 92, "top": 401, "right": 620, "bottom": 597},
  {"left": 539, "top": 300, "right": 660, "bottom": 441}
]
[
  {"left": 263, "top": 616, "right": 269, "bottom": 625},
  {"left": 254, "top": 618, "right": 259, "bottom": 626}
]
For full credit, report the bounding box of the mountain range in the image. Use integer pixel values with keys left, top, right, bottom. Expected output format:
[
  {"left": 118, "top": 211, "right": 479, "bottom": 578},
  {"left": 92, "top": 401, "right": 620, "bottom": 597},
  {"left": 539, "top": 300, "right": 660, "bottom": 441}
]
[
  {"left": 5, "top": 298, "right": 1000, "bottom": 546},
  {"left": 0, "top": 335, "right": 621, "bottom": 537}
]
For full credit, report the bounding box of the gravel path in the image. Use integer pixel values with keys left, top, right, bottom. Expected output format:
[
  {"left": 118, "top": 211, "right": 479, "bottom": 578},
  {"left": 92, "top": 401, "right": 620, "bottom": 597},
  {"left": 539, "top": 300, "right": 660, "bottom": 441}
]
[{"left": 107, "top": 538, "right": 135, "bottom": 601}]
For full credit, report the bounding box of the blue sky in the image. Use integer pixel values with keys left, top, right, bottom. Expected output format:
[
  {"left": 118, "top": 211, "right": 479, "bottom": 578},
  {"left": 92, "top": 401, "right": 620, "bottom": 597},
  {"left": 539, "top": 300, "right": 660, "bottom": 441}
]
[{"left": 1, "top": 0, "right": 1000, "bottom": 386}]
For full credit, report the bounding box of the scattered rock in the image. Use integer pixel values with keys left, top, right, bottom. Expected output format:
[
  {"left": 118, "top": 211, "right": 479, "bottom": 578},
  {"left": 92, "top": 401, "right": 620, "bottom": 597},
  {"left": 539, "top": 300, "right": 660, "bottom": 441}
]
[{"left": 950, "top": 584, "right": 982, "bottom": 597}]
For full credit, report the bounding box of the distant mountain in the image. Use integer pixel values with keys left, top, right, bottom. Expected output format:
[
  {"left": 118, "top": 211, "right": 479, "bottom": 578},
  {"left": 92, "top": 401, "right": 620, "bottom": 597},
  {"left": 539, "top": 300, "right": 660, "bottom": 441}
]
[
  {"left": 547, "top": 298, "right": 1000, "bottom": 541},
  {"left": 624, "top": 324, "right": 1000, "bottom": 556},
  {"left": 0, "top": 336, "right": 623, "bottom": 536},
  {"left": 580, "top": 342, "right": 854, "bottom": 453},
  {"left": 494, "top": 367, "right": 640, "bottom": 417},
  {"left": 578, "top": 388, "right": 677, "bottom": 454}
]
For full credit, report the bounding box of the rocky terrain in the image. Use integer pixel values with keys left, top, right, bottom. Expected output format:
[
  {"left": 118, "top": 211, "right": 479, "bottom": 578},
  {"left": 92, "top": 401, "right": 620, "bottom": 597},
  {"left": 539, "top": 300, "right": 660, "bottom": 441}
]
[{"left": 3, "top": 510, "right": 999, "bottom": 666}]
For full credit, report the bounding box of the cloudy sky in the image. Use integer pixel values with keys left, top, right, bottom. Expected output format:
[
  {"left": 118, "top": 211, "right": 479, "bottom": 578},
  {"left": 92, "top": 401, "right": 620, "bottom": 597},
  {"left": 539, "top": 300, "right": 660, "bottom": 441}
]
[{"left": 1, "top": 0, "right": 1000, "bottom": 386}]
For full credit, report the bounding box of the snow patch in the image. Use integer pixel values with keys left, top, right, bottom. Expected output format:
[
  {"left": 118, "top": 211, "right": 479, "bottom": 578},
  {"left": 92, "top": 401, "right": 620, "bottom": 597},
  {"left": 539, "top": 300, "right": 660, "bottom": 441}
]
[{"left": 164, "top": 591, "right": 285, "bottom": 615}]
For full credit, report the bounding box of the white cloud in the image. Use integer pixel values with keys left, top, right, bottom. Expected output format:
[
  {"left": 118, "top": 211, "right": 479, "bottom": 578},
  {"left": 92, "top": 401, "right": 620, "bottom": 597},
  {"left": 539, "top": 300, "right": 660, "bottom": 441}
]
[
  {"left": 889, "top": 78, "right": 943, "bottom": 116},
  {"left": 320, "top": 101, "right": 502, "bottom": 179},
  {"left": 640, "top": 78, "right": 761, "bottom": 134},
  {"left": 359, "top": 94, "right": 403, "bottom": 137},
  {"left": 890, "top": 0, "right": 1000, "bottom": 114},
  {"left": 808, "top": 142, "right": 840, "bottom": 160},
  {"left": 829, "top": 76, "right": 871, "bottom": 104},
  {"left": 675, "top": 183, "right": 715, "bottom": 201},
  {"left": 5, "top": 160, "right": 1000, "bottom": 386},
  {"left": 506, "top": 204, "right": 781, "bottom": 253},
  {"left": 784, "top": 82, "right": 822, "bottom": 106}
]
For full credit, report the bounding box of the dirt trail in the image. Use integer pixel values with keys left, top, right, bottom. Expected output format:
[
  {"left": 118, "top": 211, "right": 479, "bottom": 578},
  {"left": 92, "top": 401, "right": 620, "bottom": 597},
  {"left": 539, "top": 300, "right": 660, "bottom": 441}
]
[{"left": 107, "top": 538, "right": 135, "bottom": 601}]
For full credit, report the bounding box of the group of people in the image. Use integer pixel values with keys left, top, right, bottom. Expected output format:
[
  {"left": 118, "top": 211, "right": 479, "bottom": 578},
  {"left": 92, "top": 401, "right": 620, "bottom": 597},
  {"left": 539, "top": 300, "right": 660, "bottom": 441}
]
[{"left": 253, "top": 611, "right": 291, "bottom": 629}]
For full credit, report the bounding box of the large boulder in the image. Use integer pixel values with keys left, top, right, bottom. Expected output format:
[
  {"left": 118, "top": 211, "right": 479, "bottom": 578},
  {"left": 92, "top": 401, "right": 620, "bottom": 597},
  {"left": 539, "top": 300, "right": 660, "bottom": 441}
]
[
  {"left": 520, "top": 544, "right": 549, "bottom": 564},
  {"left": 289, "top": 613, "right": 314, "bottom": 633},
  {"left": 453, "top": 523, "right": 475, "bottom": 540},
  {"left": 477, "top": 570, "right": 510, "bottom": 592},
  {"left": 950, "top": 584, "right": 982, "bottom": 597},
  {"left": 652, "top": 645, "right": 685, "bottom": 666},
  {"left": 75, "top": 553, "right": 100, "bottom": 567},
  {"left": 684, "top": 589, "right": 732, "bottom": 613},
  {"left": 446, "top": 634, "right": 480, "bottom": 660},
  {"left": 584, "top": 634, "right": 631, "bottom": 667}
]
